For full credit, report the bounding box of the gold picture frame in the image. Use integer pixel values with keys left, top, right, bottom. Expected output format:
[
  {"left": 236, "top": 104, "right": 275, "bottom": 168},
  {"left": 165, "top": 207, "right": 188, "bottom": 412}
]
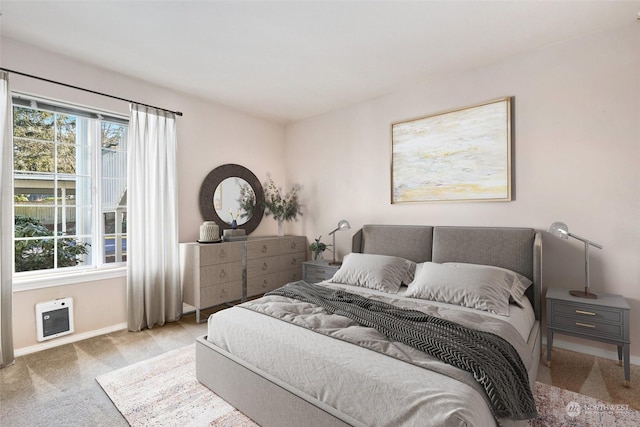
[{"left": 391, "top": 97, "right": 512, "bottom": 203}]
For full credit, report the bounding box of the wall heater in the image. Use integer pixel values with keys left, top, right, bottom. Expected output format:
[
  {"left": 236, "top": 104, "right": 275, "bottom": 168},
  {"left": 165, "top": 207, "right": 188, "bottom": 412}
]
[{"left": 36, "top": 297, "right": 74, "bottom": 342}]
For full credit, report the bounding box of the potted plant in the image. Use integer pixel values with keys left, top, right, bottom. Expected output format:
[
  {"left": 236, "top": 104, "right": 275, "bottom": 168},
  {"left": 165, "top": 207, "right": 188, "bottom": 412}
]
[
  {"left": 262, "top": 176, "right": 302, "bottom": 236},
  {"left": 309, "top": 236, "right": 332, "bottom": 262}
]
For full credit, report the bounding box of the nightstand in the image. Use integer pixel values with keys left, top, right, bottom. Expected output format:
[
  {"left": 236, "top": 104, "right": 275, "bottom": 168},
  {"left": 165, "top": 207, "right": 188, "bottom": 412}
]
[
  {"left": 302, "top": 260, "right": 340, "bottom": 283},
  {"left": 546, "top": 287, "right": 631, "bottom": 387}
]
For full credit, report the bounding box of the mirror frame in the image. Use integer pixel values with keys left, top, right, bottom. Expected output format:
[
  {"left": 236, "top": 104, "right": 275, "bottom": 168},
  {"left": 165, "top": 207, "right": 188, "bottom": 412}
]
[{"left": 199, "top": 164, "right": 265, "bottom": 235}]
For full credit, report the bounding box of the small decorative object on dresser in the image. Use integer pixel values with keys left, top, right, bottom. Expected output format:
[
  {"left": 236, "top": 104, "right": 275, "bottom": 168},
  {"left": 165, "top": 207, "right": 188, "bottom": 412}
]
[
  {"left": 546, "top": 287, "right": 631, "bottom": 387},
  {"left": 198, "top": 221, "right": 220, "bottom": 243},
  {"left": 302, "top": 260, "right": 340, "bottom": 283}
]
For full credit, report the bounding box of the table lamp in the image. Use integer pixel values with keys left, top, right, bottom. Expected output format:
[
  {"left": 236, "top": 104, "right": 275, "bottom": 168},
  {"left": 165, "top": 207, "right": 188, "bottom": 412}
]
[
  {"left": 328, "top": 220, "right": 350, "bottom": 265},
  {"left": 548, "top": 221, "right": 603, "bottom": 299}
]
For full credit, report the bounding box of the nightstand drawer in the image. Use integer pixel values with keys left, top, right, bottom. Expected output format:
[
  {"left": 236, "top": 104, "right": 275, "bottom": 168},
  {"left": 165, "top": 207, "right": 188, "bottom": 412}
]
[
  {"left": 552, "top": 301, "right": 623, "bottom": 323},
  {"left": 305, "top": 272, "right": 331, "bottom": 283},
  {"left": 551, "top": 313, "right": 624, "bottom": 340},
  {"left": 302, "top": 262, "right": 339, "bottom": 283}
]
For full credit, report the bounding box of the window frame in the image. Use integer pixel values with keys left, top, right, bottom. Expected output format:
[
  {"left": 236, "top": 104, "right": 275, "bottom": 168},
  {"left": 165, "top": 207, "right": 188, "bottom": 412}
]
[{"left": 11, "top": 93, "right": 129, "bottom": 289}]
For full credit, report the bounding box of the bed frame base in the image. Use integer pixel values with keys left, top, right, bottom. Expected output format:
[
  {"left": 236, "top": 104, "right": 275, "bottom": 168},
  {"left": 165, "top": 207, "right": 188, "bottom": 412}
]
[{"left": 196, "top": 336, "right": 355, "bottom": 427}]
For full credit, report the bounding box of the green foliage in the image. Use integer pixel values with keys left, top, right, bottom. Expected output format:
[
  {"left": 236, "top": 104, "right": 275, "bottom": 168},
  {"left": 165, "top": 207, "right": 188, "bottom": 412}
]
[
  {"left": 12, "top": 106, "right": 77, "bottom": 173},
  {"left": 236, "top": 181, "right": 256, "bottom": 219},
  {"left": 262, "top": 177, "right": 302, "bottom": 222},
  {"left": 309, "top": 236, "right": 332, "bottom": 260},
  {"left": 14, "top": 215, "right": 90, "bottom": 272}
]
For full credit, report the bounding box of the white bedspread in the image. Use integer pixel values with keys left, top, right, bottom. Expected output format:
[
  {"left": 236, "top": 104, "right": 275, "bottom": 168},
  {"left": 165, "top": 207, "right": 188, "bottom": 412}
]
[{"left": 207, "top": 283, "right": 537, "bottom": 427}]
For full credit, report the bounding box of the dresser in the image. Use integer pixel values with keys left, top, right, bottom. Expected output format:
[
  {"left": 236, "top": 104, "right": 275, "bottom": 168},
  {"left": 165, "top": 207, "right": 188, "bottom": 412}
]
[
  {"left": 180, "top": 236, "right": 306, "bottom": 323},
  {"left": 545, "top": 287, "right": 631, "bottom": 387},
  {"left": 246, "top": 236, "right": 306, "bottom": 297}
]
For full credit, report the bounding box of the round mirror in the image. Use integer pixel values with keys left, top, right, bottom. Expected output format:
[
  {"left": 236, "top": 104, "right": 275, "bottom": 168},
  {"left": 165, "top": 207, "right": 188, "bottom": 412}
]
[
  {"left": 214, "top": 177, "right": 255, "bottom": 226},
  {"left": 199, "top": 164, "right": 265, "bottom": 235}
]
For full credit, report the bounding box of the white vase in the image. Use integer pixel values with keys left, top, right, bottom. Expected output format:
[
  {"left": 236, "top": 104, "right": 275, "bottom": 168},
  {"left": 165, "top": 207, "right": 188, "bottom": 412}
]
[
  {"left": 277, "top": 219, "right": 285, "bottom": 236},
  {"left": 199, "top": 221, "right": 220, "bottom": 242}
]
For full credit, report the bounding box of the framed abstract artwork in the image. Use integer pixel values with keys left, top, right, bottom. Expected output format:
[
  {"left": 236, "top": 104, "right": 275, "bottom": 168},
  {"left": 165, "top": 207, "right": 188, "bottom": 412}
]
[{"left": 391, "top": 97, "right": 512, "bottom": 203}]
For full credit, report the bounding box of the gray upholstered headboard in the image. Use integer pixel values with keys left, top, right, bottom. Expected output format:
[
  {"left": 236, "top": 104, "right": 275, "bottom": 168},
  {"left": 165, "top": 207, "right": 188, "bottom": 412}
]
[{"left": 352, "top": 225, "right": 542, "bottom": 320}]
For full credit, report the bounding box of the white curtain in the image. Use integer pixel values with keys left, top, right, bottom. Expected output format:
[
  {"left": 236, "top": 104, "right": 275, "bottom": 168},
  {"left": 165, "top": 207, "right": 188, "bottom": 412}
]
[
  {"left": 0, "top": 71, "right": 15, "bottom": 367},
  {"left": 127, "top": 104, "right": 181, "bottom": 331}
]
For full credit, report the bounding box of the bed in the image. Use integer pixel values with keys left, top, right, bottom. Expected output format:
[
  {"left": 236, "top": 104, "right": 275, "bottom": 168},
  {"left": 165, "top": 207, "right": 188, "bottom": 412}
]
[{"left": 196, "top": 225, "right": 542, "bottom": 426}]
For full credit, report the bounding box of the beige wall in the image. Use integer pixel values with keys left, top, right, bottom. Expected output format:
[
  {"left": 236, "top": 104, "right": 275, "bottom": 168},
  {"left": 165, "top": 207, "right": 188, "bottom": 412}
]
[
  {"left": 12, "top": 278, "right": 127, "bottom": 351},
  {"left": 284, "top": 23, "right": 640, "bottom": 359},
  {"left": 2, "top": 37, "right": 286, "bottom": 352}
]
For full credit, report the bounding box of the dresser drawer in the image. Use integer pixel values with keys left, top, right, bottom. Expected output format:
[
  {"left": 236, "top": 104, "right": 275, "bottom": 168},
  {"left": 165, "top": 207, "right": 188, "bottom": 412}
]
[
  {"left": 247, "top": 255, "right": 280, "bottom": 278},
  {"left": 200, "top": 262, "right": 242, "bottom": 286},
  {"left": 551, "top": 313, "right": 624, "bottom": 340},
  {"left": 200, "top": 281, "right": 243, "bottom": 307},
  {"left": 551, "top": 301, "right": 623, "bottom": 324},
  {"left": 199, "top": 242, "right": 243, "bottom": 266},
  {"left": 280, "top": 251, "right": 305, "bottom": 271},
  {"left": 247, "top": 239, "right": 280, "bottom": 259},
  {"left": 280, "top": 268, "right": 303, "bottom": 284},
  {"left": 247, "top": 272, "right": 281, "bottom": 296},
  {"left": 278, "top": 236, "right": 306, "bottom": 255}
]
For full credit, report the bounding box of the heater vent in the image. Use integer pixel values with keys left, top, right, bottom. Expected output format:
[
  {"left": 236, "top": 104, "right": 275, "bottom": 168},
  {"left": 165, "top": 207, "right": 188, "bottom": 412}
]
[{"left": 36, "top": 298, "right": 74, "bottom": 342}]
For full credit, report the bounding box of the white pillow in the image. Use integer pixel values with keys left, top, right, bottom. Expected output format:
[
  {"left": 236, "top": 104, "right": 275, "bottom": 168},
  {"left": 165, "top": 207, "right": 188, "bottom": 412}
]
[
  {"left": 445, "top": 263, "right": 533, "bottom": 308},
  {"left": 404, "top": 262, "right": 517, "bottom": 316},
  {"left": 329, "top": 253, "right": 416, "bottom": 293}
]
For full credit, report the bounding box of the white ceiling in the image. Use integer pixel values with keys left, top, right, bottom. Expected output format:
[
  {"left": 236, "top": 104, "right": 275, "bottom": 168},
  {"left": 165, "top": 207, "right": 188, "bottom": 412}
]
[{"left": 2, "top": 1, "right": 639, "bottom": 123}]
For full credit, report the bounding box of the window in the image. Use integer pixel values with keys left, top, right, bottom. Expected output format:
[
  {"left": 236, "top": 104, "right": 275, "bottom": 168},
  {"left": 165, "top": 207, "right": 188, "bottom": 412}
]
[{"left": 12, "top": 95, "right": 128, "bottom": 275}]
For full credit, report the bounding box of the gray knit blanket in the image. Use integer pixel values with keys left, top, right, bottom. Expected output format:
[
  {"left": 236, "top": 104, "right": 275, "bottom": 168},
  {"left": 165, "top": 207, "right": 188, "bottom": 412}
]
[{"left": 266, "top": 281, "right": 537, "bottom": 421}]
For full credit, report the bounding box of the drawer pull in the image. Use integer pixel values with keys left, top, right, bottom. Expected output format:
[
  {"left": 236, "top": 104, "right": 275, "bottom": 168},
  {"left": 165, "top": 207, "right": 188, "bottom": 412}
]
[
  {"left": 575, "top": 310, "right": 596, "bottom": 316},
  {"left": 261, "top": 245, "right": 268, "bottom": 253},
  {"left": 576, "top": 322, "right": 596, "bottom": 329},
  {"left": 291, "top": 242, "right": 297, "bottom": 249},
  {"left": 219, "top": 289, "right": 227, "bottom": 298},
  {"left": 262, "top": 279, "right": 268, "bottom": 288},
  {"left": 291, "top": 257, "right": 297, "bottom": 265},
  {"left": 219, "top": 269, "right": 226, "bottom": 279},
  {"left": 219, "top": 249, "right": 226, "bottom": 259},
  {"left": 262, "top": 262, "right": 268, "bottom": 271}
]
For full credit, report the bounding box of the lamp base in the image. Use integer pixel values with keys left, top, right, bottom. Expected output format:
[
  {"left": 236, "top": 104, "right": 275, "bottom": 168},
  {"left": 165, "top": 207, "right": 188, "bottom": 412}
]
[{"left": 569, "top": 289, "right": 598, "bottom": 299}]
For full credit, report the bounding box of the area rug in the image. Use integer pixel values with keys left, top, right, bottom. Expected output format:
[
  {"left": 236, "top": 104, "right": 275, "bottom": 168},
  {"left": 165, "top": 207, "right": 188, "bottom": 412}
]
[
  {"left": 96, "top": 345, "right": 257, "bottom": 426},
  {"left": 97, "top": 344, "right": 640, "bottom": 426}
]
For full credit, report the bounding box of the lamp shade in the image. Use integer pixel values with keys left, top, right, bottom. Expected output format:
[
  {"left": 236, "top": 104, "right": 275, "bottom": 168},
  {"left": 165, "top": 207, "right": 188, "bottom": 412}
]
[
  {"left": 329, "top": 219, "right": 351, "bottom": 235},
  {"left": 548, "top": 222, "right": 569, "bottom": 239}
]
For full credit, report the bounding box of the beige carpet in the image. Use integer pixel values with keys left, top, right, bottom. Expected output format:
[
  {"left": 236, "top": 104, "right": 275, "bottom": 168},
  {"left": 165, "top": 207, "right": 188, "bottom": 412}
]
[{"left": 97, "top": 344, "right": 640, "bottom": 426}]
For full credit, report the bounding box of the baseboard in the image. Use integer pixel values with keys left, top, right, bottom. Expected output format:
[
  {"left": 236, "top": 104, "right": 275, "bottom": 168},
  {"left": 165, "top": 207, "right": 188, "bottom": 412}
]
[
  {"left": 542, "top": 336, "right": 640, "bottom": 366},
  {"left": 14, "top": 322, "right": 128, "bottom": 357}
]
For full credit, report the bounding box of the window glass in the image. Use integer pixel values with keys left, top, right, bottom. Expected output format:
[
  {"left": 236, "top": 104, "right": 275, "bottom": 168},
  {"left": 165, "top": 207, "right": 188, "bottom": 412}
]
[{"left": 12, "top": 97, "right": 128, "bottom": 274}]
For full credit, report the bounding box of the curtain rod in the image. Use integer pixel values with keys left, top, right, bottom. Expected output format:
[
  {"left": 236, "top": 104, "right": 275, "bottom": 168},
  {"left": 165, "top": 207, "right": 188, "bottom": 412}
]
[{"left": 1, "top": 67, "right": 183, "bottom": 117}]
